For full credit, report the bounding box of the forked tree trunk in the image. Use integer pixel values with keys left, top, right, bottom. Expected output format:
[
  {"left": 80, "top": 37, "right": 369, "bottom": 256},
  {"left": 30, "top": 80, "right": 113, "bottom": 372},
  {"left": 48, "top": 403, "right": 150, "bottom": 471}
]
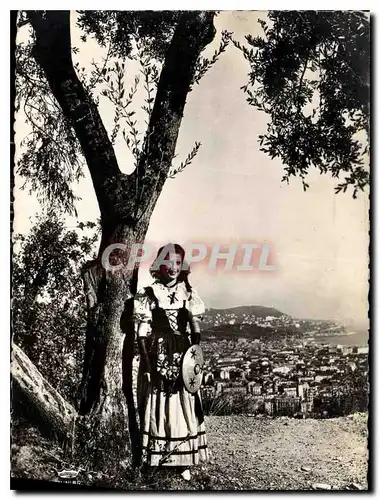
[{"left": 23, "top": 9, "right": 216, "bottom": 472}]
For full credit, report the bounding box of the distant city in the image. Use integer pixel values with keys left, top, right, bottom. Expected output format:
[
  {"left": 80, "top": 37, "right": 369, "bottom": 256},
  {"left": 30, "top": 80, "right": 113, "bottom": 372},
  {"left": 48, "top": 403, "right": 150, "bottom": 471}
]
[
  {"left": 131, "top": 304, "right": 369, "bottom": 418},
  {"left": 198, "top": 305, "right": 369, "bottom": 418}
]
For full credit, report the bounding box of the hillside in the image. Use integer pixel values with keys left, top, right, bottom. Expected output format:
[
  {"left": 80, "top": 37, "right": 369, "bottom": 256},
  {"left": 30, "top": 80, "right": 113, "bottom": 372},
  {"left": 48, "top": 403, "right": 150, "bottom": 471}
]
[
  {"left": 204, "top": 305, "right": 286, "bottom": 320},
  {"left": 201, "top": 305, "right": 349, "bottom": 341},
  {"left": 11, "top": 413, "right": 368, "bottom": 491},
  {"left": 201, "top": 305, "right": 301, "bottom": 341},
  {"left": 201, "top": 323, "right": 302, "bottom": 341}
]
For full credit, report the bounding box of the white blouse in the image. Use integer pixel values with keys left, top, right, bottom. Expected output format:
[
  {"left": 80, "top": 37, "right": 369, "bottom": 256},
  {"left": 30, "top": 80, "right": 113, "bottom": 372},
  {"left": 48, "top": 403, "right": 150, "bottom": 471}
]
[{"left": 134, "top": 281, "right": 205, "bottom": 337}]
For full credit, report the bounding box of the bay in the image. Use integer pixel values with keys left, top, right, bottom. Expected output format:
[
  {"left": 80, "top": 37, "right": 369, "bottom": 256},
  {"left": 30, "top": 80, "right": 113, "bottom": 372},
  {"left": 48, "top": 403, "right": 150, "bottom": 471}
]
[{"left": 312, "top": 329, "right": 369, "bottom": 346}]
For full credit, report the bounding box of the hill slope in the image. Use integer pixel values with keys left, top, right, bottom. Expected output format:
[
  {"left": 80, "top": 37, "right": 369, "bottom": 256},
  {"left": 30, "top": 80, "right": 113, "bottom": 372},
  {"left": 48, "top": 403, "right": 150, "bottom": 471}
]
[
  {"left": 201, "top": 323, "right": 297, "bottom": 340},
  {"left": 201, "top": 305, "right": 297, "bottom": 340},
  {"left": 204, "top": 305, "right": 286, "bottom": 319}
]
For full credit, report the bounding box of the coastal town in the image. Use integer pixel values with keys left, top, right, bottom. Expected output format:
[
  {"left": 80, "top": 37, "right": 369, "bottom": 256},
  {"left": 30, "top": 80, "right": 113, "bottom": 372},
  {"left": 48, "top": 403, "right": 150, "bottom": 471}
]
[
  {"left": 129, "top": 306, "right": 368, "bottom": 419},
  {"left": 199, "top": 308, "right": 369, "bottom": 418}
]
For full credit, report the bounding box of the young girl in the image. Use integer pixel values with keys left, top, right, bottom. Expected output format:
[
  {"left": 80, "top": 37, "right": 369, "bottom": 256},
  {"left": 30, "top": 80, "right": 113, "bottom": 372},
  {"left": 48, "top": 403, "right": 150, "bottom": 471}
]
[{"left": 134, "top": 243, "right": 209, "bottom": 480}]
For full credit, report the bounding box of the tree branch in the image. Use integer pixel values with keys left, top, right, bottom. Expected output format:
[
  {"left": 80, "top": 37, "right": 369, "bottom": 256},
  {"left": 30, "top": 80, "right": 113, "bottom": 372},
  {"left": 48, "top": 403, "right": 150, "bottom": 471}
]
[
  {"left": 132, "top": 11, "right": 216, "bottom": 221},
  {"left": 26, "top": 10, "right": 121, "bottom": 209}
]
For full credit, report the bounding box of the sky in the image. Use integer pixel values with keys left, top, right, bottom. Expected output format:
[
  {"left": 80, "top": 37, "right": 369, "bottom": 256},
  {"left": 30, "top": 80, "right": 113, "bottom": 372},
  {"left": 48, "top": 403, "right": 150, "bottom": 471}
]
[{"left": 13, "top": 11, "right": 369, "bottom": 326}]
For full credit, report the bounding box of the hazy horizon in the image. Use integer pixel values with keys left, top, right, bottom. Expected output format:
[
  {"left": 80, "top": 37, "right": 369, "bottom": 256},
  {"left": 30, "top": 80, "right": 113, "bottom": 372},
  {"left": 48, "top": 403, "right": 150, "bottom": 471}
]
[{"left": 202, "top": 302, "right": 369, "bottom": 329}]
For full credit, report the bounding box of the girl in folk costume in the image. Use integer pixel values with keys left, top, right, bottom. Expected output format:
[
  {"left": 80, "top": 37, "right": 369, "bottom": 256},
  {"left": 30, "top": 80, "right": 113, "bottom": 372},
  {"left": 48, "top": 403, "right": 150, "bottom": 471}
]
[{"left": 134, "top": 243, "right": 209, "bottom": 480}]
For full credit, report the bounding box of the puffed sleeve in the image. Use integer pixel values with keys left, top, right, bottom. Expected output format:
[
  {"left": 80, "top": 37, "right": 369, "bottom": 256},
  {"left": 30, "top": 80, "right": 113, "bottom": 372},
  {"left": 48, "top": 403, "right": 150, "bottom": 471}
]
[
  {"left": 188, "top": 287, "right": 205, "bottom": 318},
  {"left": 134, "top": 288, "right": 152, "bottom": 337}
]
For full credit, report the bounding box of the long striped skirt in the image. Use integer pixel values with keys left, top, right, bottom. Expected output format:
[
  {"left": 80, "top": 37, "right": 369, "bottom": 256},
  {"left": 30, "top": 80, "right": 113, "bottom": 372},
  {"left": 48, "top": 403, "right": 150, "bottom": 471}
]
[{"left": 139, "top": 379, "right": 209, "bottom": 467}]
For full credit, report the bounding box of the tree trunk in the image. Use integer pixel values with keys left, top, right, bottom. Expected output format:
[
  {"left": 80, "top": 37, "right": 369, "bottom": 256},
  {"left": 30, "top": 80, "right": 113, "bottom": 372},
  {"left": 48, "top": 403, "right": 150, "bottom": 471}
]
[
  {"left": 78, "top": 221, "right": 148, "bottom": 469},
  {"left": 25, "top": 9, "right": 216, "bottom": 471},
  {"left": 11, "top": 343, "right": 77, "bottom": 443},
  {"left": 132, "top": 11, "right": 216, "bottom": 221}
]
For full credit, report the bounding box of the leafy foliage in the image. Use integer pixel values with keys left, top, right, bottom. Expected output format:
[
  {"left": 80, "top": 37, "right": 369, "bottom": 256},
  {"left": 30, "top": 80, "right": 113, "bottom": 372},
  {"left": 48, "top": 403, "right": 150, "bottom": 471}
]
[
  {"left": 16, "top": 11, "right": 219, "bottom": 204},
  {"left": 168, "top": 142, "right": 201, "bottom": 179},
  {"left": 136, "top": 41, "right": 160, "bottom": 121},
  {"left": 75, "top": 11, "right": 220, "bottom": 178},
  {"left": 15, "top": 36, "right": 84, "bottom": 214},
  {"left": 192, "top": 30, "right": 232, "bottom": 85},
  {"left": 73, "top": 12, "right": 180, "bottom": 167},
  {"left": 236, "top": 11, "right": 370, "bottom": 197},
  {"left": 313, "top": 360, "right": 369, "bottom": 417},
  {"left": 76, "top": 11, "right": 180, "bottom": 60},
  {"left": 15, "top": 10, "right": 368, "bottom": 222},
  {"left": 202, "top": 391, "right": 251, "bottom": 416},
  {"left": 12, "top": 212, "right": 100, "bottom": 405}
]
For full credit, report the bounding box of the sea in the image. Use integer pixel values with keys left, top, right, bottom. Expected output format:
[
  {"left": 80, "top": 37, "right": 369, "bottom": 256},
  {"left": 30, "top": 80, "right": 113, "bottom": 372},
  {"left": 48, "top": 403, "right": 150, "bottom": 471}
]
[{"left": 312, "top": 329, "right": 369, "bottom": 346}]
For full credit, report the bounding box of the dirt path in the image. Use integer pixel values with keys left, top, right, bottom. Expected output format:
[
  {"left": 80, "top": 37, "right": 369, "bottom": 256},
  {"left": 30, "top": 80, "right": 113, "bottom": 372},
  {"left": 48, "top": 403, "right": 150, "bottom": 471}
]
[
  {"left": 11, "top": 413, "right": 368, "bottom": 491},
  {"left": 190, "top": 413, "right": 368, "bottom": 490}
]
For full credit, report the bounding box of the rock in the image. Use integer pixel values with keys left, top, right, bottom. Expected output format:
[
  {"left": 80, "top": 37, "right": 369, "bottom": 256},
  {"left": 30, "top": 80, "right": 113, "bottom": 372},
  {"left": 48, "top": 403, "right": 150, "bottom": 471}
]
[
  {"left": 347, "top": 483, "right": 363, "bottom": 490},
  {"left": 300, "top": 466, "right": 311, "bottom": 472},
  {"left": 181, "top": 469, "right": 191, "bottom": 481},
  {"left": 312, "top": 483, "right": 332, "bottom": 490},
  {"left": 57, "top": 470, "right": 79, "bottom": 480}
]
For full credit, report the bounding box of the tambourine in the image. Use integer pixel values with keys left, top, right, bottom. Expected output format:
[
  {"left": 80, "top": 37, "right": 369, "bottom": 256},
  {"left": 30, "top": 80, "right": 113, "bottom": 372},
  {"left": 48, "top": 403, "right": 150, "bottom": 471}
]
[{"left": 182, "top": 344, "right": 204, "bottom": 393}]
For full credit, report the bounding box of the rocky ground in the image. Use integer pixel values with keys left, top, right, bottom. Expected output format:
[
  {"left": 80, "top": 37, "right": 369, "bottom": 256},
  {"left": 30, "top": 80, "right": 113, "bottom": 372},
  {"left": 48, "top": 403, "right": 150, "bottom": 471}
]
[
  {"left": 197, "top": 413, "right": 368, "bottom": 491},
  {"left": 11, "top": 413, "right": 368, "bottom": 491}
]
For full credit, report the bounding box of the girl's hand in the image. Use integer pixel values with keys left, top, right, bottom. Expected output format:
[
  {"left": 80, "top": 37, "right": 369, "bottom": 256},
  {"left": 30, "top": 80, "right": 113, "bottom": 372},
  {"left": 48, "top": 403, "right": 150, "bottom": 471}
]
[
  {"left": 191, "top": 332, "right": 200, "bottom": 345},
  {"left": 144, "top": 372, "right": 151, "bottom": 383}
]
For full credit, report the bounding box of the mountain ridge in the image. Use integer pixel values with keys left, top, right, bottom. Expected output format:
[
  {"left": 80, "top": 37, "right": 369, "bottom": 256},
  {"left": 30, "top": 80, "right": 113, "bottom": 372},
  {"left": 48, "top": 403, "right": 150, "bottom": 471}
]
[{"left": 204, "top": 305, "right": 287, "bottom": 319}]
